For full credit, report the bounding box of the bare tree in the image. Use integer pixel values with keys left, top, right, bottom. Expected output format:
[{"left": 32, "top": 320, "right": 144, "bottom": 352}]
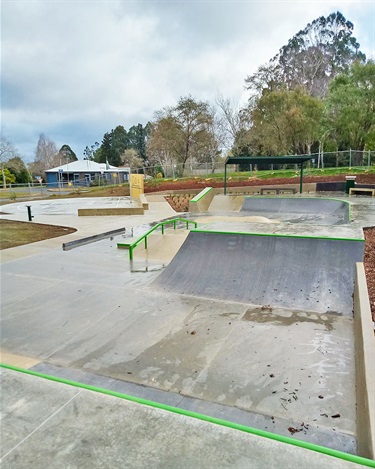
[
  {"left": 215, "top": 95, "right": 245, "bottom": 154},
  {"left": 0, "top": 133, "right": 18, "bottom": 188},
  {"left": 147, "top": 96, "right": 217, "bottom": 176},
  {"left": 120, "top": 148, "right": 144, "bottom": 171},
  {"left": 30, "top": 133, "right": 59, "bottom": 177}
]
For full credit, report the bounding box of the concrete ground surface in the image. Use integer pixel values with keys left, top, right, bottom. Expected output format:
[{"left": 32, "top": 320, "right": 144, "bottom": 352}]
[
  {"left": 1, "top": 368, "right": 364, "bottom": 469},
  {"left": 1, "top": 193, "right": 374, "bottom": 467}
]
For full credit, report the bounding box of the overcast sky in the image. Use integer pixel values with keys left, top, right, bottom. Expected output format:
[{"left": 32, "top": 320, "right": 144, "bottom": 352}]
[{"left": 1, "top": 0, "right": 374, "bottom": 161}]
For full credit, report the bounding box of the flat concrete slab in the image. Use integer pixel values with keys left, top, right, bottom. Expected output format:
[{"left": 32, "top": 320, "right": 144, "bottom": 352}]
[
  {"left": 0, "top": 368, "right": 362, "bottom": 469},
  {"left": 1, "top": 197, "right": 141, "bottom": 216},
  {"left": 0, "top": 196, "right": 178, "bottom": 263}
]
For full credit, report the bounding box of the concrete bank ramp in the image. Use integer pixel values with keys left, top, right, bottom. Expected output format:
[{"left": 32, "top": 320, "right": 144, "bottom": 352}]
[
  {"left": 152, "top": 231, "right": 364, "bottom": 316},
  {"left": 208, "top": 195, "right": 244, "bottom": 212},
  {"left": 241, "top": 197, "right": 350, "bottom": 225}
]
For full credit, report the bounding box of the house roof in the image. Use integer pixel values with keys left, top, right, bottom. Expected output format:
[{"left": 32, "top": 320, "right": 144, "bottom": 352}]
[{"left": 45, "top": 160, "right": 129, "bottom": 173}]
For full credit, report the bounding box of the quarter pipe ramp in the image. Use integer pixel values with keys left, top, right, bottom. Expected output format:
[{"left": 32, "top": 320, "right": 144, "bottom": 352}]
[{"left": 152, "top": 231, "right": 364, "bottom": 316}]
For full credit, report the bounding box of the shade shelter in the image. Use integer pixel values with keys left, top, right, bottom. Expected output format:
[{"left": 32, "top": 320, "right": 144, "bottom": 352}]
[{"left": 223, "top": 156, "right": 313, "bottom": 194}]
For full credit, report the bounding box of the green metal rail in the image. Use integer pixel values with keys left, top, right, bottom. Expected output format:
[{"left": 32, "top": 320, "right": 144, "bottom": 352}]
[{"left": 117, "top": 218, "right": 197, "bottom": 260}]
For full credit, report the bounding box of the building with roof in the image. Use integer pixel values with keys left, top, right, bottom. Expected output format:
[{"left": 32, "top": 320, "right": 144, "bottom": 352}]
[{"left": 45, "top": 160, "right": 130, "bottom": 187}]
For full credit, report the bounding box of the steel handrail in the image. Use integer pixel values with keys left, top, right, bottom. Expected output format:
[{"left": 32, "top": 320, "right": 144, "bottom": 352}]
[{"left": 117, "top": 218, "right": 197, "bottom": 260}]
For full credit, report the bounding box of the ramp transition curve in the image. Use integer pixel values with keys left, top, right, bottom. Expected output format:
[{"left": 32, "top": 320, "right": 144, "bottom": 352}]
[
  {"left": 152, "top": 231, "right": 364, "bottom": 316},
  {"left": 240, "top": 197, "right": 350, "bottom": 225}
]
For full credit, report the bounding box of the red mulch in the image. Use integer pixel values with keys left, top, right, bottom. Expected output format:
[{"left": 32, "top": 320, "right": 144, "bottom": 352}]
[
  {"left": 144, "top": 173, "right": 375, "bottom": 193},
  {"left": 364, "top": 228, "right": 375, "bottom": 322}
]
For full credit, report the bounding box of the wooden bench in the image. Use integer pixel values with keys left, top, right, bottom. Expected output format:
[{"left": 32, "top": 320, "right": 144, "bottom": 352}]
[
  {"left": 349, "top": 188, "right": 375, "bottom": 197},
  {"left": 260, "top": 187, "right": 297, "bottom": 195}
]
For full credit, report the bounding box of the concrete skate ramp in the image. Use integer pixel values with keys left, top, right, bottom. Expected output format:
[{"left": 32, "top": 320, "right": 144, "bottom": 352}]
[
  {"left": 241, "top": 197, "right": 350, "bottom": 225},
  {"left": 208, "top": 195, "right": 244, "bottom": 212},
  {"left": 152, "top": 231, "right": 364, "bottom": 315}
]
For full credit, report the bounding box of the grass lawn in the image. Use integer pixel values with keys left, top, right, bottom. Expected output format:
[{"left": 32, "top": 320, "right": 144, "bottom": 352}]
[{"left": 0, "top": 219, "right": 76, "bottom": 250}]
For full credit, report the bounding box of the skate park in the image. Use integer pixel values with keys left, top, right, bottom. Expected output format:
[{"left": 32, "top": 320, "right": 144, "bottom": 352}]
[{"left": 1, "top": 182, "right": 374, "bottom": 467}]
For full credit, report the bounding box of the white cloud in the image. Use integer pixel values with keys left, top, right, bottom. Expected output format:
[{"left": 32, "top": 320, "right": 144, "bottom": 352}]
[{"left": 1, "top": 0, "right": 374, "bottom": 160}]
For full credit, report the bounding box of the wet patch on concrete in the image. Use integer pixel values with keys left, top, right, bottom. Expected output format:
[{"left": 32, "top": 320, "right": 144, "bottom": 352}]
[
  {"left": 60, "top": 300, "right": 248, "bottom": 394},
  {"left": 242, "top": 306, "right": 344, "bottom": 332},
  {"left": 189, "top": 311, "right": 356, "bottom": 435}
]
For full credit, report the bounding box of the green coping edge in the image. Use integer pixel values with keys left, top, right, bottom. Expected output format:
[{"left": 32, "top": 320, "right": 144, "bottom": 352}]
[
  {"left": 190, "top": 187, "right": 213, "bottom": 202},
  {"left": 1, "top": 364, "right": 374, "bottom": 468},
  {"left": 191, "top": 229, "right": 364, "bottom": 243}
]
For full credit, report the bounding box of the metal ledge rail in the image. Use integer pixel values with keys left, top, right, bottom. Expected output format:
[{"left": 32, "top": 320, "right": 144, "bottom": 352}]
[{"left": 117, "top": 218, "right": 197, "bottom": 261}]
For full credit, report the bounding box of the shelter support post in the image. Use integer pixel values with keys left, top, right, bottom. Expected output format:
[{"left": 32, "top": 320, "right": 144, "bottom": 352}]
[
  {"left": 299, "top": 163, "right": 304, "bottom": 194},
  {"left": 224, "top": 164, "right": 227, "bottom": 195}
]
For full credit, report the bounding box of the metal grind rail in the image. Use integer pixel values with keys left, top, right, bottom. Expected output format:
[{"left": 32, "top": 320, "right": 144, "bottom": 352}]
[{"left": 117, "top": 218, "right": 197, "bottom": 261}]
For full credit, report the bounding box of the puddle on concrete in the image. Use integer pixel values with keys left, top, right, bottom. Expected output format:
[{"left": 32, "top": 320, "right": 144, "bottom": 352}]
[{"left": 242, "top": 306, "right": 345, "bottom": 331}]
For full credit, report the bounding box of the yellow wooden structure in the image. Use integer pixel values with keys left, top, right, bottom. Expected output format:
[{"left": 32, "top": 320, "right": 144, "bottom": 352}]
[{"left": 130, "top": 174, "right": 144, "bottom": 198}]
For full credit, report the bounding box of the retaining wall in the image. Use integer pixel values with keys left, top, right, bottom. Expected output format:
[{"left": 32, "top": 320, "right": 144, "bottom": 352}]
[
  {"left": 354, "top": 262, "right": 375, "bottom": 459},
  {"left": 78, "top": 207, "right": 144, "bottom": 216}
]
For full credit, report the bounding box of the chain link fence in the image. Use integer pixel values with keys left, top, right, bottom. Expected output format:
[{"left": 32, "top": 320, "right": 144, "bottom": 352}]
[
  {"left": 1, "top": 150, "right": 374, "bottom": 201},
  {"left": 140, "top": 150, "right": 375, "bottom": 177}
]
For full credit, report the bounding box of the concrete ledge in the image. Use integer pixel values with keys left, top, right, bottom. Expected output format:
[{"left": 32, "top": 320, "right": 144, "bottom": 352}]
[
  {"left": 140, "top": 194, "right": 149, "bottom": 210},
  {"left": 62, "top": 228, "right": 126, "bottom": 251},
  {"left": 189, "top": 187, "right": 215, "bottom": 212},
  {"left": 354, "top": 262, "right": 375, "bottom": 459},
  {"left": 78, "top": 208, "right": 144, "bottom": 216}
]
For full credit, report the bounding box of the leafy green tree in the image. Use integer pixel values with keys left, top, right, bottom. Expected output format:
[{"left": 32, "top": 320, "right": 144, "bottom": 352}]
[
  {"left": 246, "top": 12, "right": 366, "bottom": 99},
  {"left": 127, "top": 123, "right": 150, "bottom": 161},
  {"left": 58, "top": 144, "right": 78, "bottom": 162},
  {"left": 102, "top": 132, "right": 114, "bottom": 164},
  {"left": 83, "top": 142, "right": 100, "bottom": 160},
  {"left": 6, "top": 157, "right": 31, "bottom": 183},
  {"left": 2, "top": 168, "right": 16, "bottom": 185},
  {"left": 325, "top": 61, "right": 375, "bottom": 153},
  {"left": 96, "top": 127, "right": 127, "bottom": 166},
  {"left": 111, "top": 125, "right": 128, "bottom": 165},
  {"left": 237, "top": 87, "right": 323, "bottom": 155}
]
